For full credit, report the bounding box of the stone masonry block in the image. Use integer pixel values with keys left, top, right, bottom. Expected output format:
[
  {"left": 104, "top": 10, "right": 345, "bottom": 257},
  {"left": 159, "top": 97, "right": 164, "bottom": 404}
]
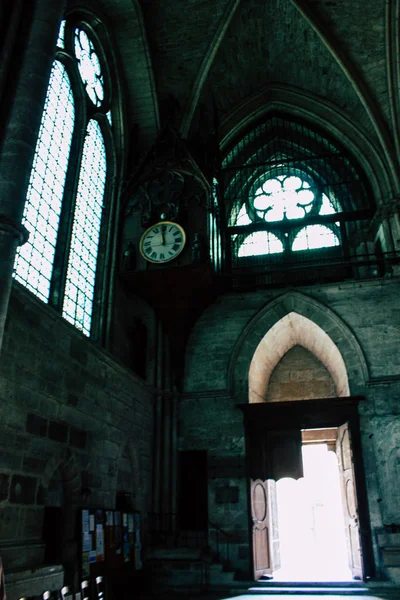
[
  {"left": 9, "top": 474, "right": 37, "bottom": 505},
  {"left": 69, "top": 426, "right": 87, "bottom": 449},
  {"left": 0, "top": 473, "right": 10, "bottom": 502},
  {"left": 26, "top": 413, "right": 48, "bottom": 437},
  {"left": 69, "top": 338, "right": 88, "bottom": 367},
  {"left": 48, "top": 420, "right": 68, "bottom": 443}
]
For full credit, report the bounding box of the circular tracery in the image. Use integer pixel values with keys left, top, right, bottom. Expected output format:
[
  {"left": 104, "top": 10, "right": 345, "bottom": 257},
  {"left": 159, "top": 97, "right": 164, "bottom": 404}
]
[
  {"left": 253, "top": 175, "right": 316, "bottom": 222},
  {"left": 237, "top": 169, "right": 340, "bottom": 255},
  {"left": 74, "top": 28, "right": 104, "bottom": 106}
]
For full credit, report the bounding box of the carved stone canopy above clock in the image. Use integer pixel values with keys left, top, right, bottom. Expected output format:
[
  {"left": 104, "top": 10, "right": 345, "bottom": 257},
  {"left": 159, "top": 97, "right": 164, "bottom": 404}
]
[
  {"left": 125, "top": 169, "right": 182, "bottom": 227},
  {"left": 123, "top": 125, "right": 210, "bottom": 229},
  {"left": 125, "top": 167, "right": 209, "bottom": 229}
]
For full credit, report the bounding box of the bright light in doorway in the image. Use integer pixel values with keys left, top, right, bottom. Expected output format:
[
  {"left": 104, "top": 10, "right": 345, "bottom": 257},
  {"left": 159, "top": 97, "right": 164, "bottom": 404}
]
[{"left": 274, "top": 444, "right": 352, "bottom": 582}]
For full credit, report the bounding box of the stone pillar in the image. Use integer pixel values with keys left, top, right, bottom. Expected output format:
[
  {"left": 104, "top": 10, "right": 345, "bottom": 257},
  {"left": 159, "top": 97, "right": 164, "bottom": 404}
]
[{"left": 0, "top": 0, "right": 66, "bottom": 352}]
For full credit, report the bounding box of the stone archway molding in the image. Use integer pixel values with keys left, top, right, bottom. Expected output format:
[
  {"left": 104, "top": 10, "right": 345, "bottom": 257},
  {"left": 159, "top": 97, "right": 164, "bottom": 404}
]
[
  {"left": 220, "top": 84, "right": 394, "bottom": 205},
  {"left": 229, "top": 291, "right": 369, "bottom": 403},
  {"left": 248, "top": 311, "right": 349, "bottom": 403},
  {"left": 41, "top": 447, "right": 81, "bottom": 499}
]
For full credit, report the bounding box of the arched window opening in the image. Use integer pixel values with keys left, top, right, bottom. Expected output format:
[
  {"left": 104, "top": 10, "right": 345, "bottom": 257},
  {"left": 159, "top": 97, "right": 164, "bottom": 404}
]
[
  {"left": 223, "top": 115, "right": 373, "bottom": 284},
  {"left": 14, "top": 61, "right": 75, "bottom": 301},
  {"left": 62, "top": 119, "right": 107, "bottom": 335},
  {"left": 252, "top": 175, "right": 315, "bottom": 223},
  {"left": 232, "top": 168, "right": 341, "bottom": 258},
  {"left": 235, "top": 203, "right": 252, "bottom": 227},
  {"left": 13, "top": 16, "right": 118, "bottom": 338},
  {"left": 292, "top": 225, "right": 339, "bottom": 252},
  {"left": 238, "top": 231, "right": 283, "bottom": 257}
]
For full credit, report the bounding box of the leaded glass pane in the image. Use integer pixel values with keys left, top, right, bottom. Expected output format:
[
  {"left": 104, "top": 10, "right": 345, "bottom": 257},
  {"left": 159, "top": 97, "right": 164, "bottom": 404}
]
[
  {"left": 292, "top": 225, "right": 339, "bottom": 251},
  {"left": 253, "top": 175, "right": 315, "bottom": 222},
  {"left": 62, "top": 119, "right": 107, "bottom": 335},
  {"left": 235, "top": 203, "right": 252, "bottom": 226},
  {"left": 74, "top": 28, "right": 104, "bottom": 106},
  {"left": 238, "top": 232, "right": 284, "bottom": 257},
  {"left": 14, "top": 61, "right": 75, "bottom": 301},
  {"left": 57, "top": 20, "right": 66, "bottom": 48},
  {"left": 320, "top": 194, "right": 337, "bottom": 215}
]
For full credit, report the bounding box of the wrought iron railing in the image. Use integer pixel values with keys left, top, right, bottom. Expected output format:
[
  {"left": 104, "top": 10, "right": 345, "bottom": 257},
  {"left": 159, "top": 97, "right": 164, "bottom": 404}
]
[
  {"left": 147, "top": 513, "right": 232, "bottom": 567},
  {"left": 147, "top": 512, "right": 207, "bottom": 549},
  {"left": 208, "top": 520, "right": 232, "bottom": 568},
  {"left": 227, "top": 250, "right": 399, "bottom": 290}
]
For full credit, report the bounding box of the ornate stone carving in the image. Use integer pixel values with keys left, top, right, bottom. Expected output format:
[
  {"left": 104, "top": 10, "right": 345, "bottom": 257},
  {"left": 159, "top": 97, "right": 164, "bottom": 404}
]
[{"left": 123, "top": 125, "right": 210, "bottom": 228}]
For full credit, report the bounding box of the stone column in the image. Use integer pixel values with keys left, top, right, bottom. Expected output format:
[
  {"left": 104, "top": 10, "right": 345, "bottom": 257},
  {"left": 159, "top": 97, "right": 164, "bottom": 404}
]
[{"left": 0, "top": 0, "right": 66, "bottom": 352}]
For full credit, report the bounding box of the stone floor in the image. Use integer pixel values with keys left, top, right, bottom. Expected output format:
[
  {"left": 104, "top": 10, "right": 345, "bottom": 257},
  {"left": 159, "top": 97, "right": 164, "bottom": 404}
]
[
  {"left": 138, "top": 592, "right": 399, "bottom": 600},
  {"left": 138, "top": 586, "right": 400, "bottom": 600}
]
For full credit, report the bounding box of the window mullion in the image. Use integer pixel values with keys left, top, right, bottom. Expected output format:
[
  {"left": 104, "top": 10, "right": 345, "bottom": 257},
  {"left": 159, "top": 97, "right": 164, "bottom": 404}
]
[{"left": 49, "top": 95, "right": 88, "bottom": 311}]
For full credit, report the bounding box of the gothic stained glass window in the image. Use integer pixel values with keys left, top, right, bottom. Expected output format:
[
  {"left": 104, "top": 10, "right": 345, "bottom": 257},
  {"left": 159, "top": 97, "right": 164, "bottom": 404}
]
[
  {"left": 74, "top": 28, "right": 104, "bottom": 107},
  {"left": 14, "top": 61, "right": 75, "bottom": 301},
  {"left": 62, "top": 120, "right": 107, "bottom": 335},
  {"left": 292, "top": 225, "right": 339, "bottom": 251},
  {"left": 223, "top": 116, "right": 373, "bottom": 281},
  {"left": 238, "top": 231, "right": 284, "bottom": 257},
  {"left": 57, "top": 20, "right": 66, "bottom": 48},
  {"left": 13, "top": 18, "right": 115, "bottom": 338},
  {"left": 232, "top": 171, "right": 340, "bottom": 257}
]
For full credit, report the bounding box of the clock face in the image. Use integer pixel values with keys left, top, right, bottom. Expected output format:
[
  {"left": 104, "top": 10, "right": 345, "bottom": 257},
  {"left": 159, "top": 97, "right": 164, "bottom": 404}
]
[{"left": 139, "top": 221, "right": 186, "bottom": 264}]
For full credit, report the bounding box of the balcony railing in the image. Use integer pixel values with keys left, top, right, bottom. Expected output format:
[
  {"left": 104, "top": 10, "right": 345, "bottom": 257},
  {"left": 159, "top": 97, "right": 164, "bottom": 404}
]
[{"left": 228, "top": 250, "right": 399, "bottom": 290}]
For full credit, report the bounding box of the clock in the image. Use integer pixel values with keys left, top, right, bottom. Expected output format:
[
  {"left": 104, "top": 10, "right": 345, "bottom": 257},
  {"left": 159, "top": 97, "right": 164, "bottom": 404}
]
[{"left": 139, "top": 221, "right": 186, "bottom": 264}]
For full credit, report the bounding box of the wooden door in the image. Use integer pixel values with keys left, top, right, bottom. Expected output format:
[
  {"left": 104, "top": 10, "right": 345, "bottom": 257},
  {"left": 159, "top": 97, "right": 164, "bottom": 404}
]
[
  {"left": 251, "top": 479, "right": 272, "bottom": 579},
  {"left": 267, "top": 479, "right": 281, "bottom": 572},
  {"left": 336, "top": 423, "right": 363, "bottom": 580}
]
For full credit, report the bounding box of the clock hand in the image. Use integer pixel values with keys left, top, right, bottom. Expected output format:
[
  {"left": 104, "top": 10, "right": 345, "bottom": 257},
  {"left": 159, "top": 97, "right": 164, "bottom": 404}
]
[{"left": 161, "top": 225, "right": 166, "bottom": 245}]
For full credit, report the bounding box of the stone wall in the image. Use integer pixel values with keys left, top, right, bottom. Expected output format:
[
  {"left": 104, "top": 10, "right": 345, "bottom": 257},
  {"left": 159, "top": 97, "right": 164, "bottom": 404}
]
[
  {"left": 267, "top": 346, "right": 336, "bottom": 402},
  {"left": 178, "top": 391, "right": 249, "bottom": 576},
  {"left": 182, "top": 277, "right": 400, "bottom": 578},
  {"left": 0, "top": 282, "right": 154, "bottom": 575}
]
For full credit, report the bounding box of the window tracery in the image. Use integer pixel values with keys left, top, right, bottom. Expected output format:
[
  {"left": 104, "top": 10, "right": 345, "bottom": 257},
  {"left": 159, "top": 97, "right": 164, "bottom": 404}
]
[
  {"left": 234, "top": 170, "right": 340, "bottom": 256},
  {"left": 14, "top": 16, "right": 117, "bottom": 337},
  {"left": 223, "top": 116, "right": 372, "bottom": 273}
]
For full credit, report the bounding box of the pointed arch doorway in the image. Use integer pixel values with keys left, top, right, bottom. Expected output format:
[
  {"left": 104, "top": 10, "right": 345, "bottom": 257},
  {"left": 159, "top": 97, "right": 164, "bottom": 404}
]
[
  {"left": 240, "top": 397, "right": 372, "bottom": 582},
  {"left": 238, "top": 310, "right": 373, "bottom": 582}
]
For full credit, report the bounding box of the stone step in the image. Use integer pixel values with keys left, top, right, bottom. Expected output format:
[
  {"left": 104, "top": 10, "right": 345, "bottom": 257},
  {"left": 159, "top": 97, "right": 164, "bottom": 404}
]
[
  {"left": 253, "top": 580, "right": 367, "bottom": 588},
  {"left": 147, "top": 547, "right": 205, "bottom": 560},
  {"left": 243, "top": 585, "right": 395, "bottom": 596},
  {"left": 148, "top": 555, "right": 236, "bottom": 592}
]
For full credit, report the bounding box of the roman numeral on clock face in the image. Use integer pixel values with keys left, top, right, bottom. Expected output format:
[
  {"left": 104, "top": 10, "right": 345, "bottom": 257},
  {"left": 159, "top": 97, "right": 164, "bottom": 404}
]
[{"left": 141, "top": 222, "right": 185, "bottom": 263}]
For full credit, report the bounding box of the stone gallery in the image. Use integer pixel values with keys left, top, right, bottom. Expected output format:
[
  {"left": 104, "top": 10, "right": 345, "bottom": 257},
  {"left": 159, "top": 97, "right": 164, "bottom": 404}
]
[{"left": 1, "top": 0, "right": 400, "bottom": 597}]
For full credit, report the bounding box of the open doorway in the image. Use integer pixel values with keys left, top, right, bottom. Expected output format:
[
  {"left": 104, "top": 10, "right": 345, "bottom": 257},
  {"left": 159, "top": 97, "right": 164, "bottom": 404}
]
[
  {"left": 247, "top": 401, "right": 368, "bottom": 584},
  {"left": 273, "top": 427, "right": 352, "bottom": 581}
]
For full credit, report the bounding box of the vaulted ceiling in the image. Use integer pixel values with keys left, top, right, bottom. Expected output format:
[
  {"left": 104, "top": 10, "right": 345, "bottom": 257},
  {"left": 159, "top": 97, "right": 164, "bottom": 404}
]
[{"left": 98, "top": 0, "right": 400, "bottom": 196}]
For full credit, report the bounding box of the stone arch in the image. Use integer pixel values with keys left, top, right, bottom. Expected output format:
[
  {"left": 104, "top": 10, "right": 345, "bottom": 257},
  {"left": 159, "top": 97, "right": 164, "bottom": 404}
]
[
  {"left": 248, "top": 312, "right": 349, "bottom": 403},
  {"left": 116, "top": 440, "right": 146, "bottom": 513},
  {"left": 97, "top": 0, "right": 160, "bottom": 149},
  {"left": 220, "top": 84, "right": 395, "bottom": 206},
  {"left": 41, "top": 447, "right": 81, "bottom": 500},
  {"left": 229, "top": 291, "right": 369, "bottom": 404}
]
